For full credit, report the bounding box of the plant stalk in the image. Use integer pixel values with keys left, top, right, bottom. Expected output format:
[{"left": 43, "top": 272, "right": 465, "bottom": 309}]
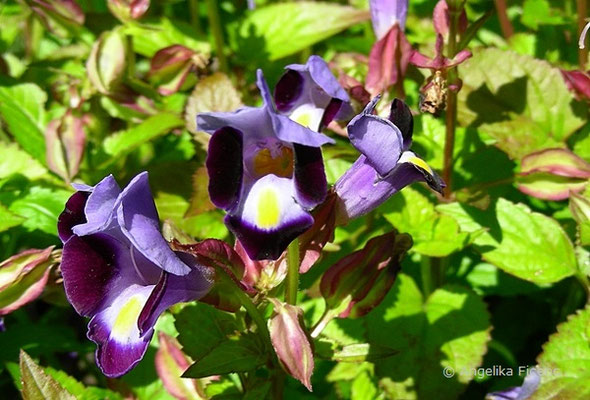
[
  {"left": 205, "top": 0, "right": 228, "bottom": 72},
  {"left": 285, "top": 239, "right": 300, "bottom": 305},
  {"left": 420, "top": 255, "right": 433, "bottom": 297},
  {"left": 233, "top": 284, "right": 273, "bottom": 351},
  {"left": 442, "top": 6, "right": 462, "bottom": 199},
  {"left": 189, "top": 0, "right": 202, "bottom": 35},
  {"left": 494, "top": 0, "right": 513, "bottom": 39},
  {"left": 577, "top": 0, "right": 588, "bottom": 69}
]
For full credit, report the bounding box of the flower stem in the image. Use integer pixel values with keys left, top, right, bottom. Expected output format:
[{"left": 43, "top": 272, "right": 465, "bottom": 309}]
[
  {"left": 420, "top": 255, "right": 433, "bottom": 297},
  {"left": 233, "top": 285, "right": 273, "bottom": 351},
  {"left": 205, "top": 0, "right": 228, "bottom": 72},
  {"left": 442, "top": 5, "right": 462, "bottom": 199},
  {"left": 310, "top": 308, "right": 337, "bottom": 338},
  {"left": 577, "top": 0, "right": 588, "bottom": 69},
  {"left": 189, "top": 0, "right": 202, "bottom": 35},
  {"left": 493, "top": 0, "right": 513, "bottom": 39},
  {"left": 285, "top": 239, "right": 300, "bottom": 305}
]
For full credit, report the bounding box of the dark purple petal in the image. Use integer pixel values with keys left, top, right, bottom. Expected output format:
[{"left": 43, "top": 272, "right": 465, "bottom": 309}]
[
  {"left": 58, "top": 191, "right": 89, "bottom": 243},
  {"left": 72, "top": 174, "right": 121, "bottom": 237},
  {"left": 370, "top": 0, "right": 408, "bottom": 40},
  {"left": 117, "top": 172, "right": 191, "bottom": 276},
  {"left": 274, "top": 70, "right": 304, "bottom": 113},
  {"left": 320, "top": 98, "right": 343, "bottom": 130},
  {"left": 138, "top": 252, "right": 213, "bottom": 334},
  {"left": 61, "top": 233, "right": 121, "bottom": 317},
  {"left": 206, "top": 127, "right": 244, "bottom": 210},
  {"left": 226, "top": 213, "right": 313, "bottom": 260},
  {"left": 347, "top": 98, "right": 404, "bottom": 176},
  {"left": 293, "top": 144, "right": 327, "bottom": 209},
  {"left": 389, "top": 98, "right": 413, "bottom": 150}
]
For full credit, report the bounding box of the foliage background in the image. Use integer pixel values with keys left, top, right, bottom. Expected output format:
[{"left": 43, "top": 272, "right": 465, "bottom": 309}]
[{"left": 0, "top": 0, "right": 589, "bottom": 399}]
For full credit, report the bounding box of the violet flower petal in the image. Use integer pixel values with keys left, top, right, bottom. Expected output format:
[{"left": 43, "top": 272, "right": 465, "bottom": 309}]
[{"left": 370, "top": 0, "right": 408, "bottom": 40}]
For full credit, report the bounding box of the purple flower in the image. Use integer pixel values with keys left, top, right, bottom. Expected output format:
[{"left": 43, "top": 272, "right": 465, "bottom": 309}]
[
  {"left": 486, "top": 368, "right": 540, "bottom": 400},
  {"left": 366, "top": 0, "right": 412, "bottom": 95},
  {"left": 57, "top": 172, "right": 213, "bottom": 377},
  {"left": 274, "top": 55, "right": 352, "bottom": 131},
  {"left": 369, "top": 0, "right": 408, "bottom": 41},
  {"left": 334, "top": 96, "right": 444, "bottom": 223},
  {"left": 197, "top": 68, "right": 340, "bottom": 261}
]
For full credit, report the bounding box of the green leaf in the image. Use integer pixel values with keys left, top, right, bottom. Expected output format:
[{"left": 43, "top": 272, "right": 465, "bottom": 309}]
[
  {"left": 103, "top": 113, "right": 184, "bottom": 157},
  {"left": 366, "top": 274, "right": 491, "bottom": 400},
  {"left": 186, "top": 73, "right": 243, "bottom": 135},
  {"left": 45, "top": 367, "right": 124, "bottom": 400},
  {"left": 236, "top": 2, "right": 369, "bottom": 61},
  {"left": 4, "top": 187, "right": 72, "bottom": 236},
  {"left": 0, "top": 143, "right": 48, "bottom": 180},
  {"left": 351, "top": 370, "right": 380, "bottom": 400},
  {"left": 183, "top": 333, "right": 266, "bottom": 378},
  {"left": 0, "top": 84, "right": 47, "bottom": 163},
  {"left": 19, "top": 350, "right": 76, "bottom": 400},
  {"left": 437, "top": 199, "right": 578, "bottom": 284},
  {"left": 458, "top": 48, "right": 586, "bottom": 159},
  {"left": 521, "top": 0, "right": 566, "bottom": 29},
  {"left": 175, "top": 303, "right": 241, "bottom": 362},
  {"left": 0, "top": 203, "right": 24, "bottom": 232},
  {"left": 531, "top": 305, "right": 590, "bottom": 399},
  {"left": 382, "top": 188, "right": 471, "bottom": 257}
]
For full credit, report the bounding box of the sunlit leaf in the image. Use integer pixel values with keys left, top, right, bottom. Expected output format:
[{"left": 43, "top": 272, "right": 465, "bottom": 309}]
[
  {"left": 236, "top": 2, "right": 369, "bottom": 61},
  {"left": 20, "top": 350, "right": 76, "bottom": 400}
]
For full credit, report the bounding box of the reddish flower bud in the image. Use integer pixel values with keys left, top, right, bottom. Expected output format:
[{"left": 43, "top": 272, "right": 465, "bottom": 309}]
[
  {"left": 25, "top": 0, "right": 84, "bottom": 37},
  {"left": 0, "top": 247, "right": 55, "bottom": 315},
  {"left": 155, "top": 332, "right": 207, "bottom": 400},
  {"left": 268, "top": 298, "right": 314, "bottom": 391},
  {"left": 87, "top": 30, "right": 128, "bottom": 95},
  {"left": 517, "top": 148, "right": 590, "bottom": 201},
  {"left": 561, "top": 69, "right": 590, "bottom": 101},
  {"left": 320, "top": 232, "right": 412, "bottom": 319},
  {"left": 45, "top": 110, "right": 87, "bottom": 183},
  {"left": 171, "top": 239, "right": 248, "bottom": 312},
  {"left": 108, "top": 0, "right": 150, "bottom": 21},
  {"left": 433, "top": 0, "right": 467, "bottom": 38},
  {"left": 149, "top": 45, "right": 208, "bottom": 96}
]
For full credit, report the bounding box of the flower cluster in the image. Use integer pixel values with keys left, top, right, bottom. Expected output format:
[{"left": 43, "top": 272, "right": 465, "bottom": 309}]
[{"left": 58, "top": 54, "right": 444, "bottom": 379}]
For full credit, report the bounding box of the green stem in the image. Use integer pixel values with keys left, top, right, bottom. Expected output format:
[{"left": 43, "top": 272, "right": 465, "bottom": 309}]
[
  {"left": 577, "top": 0, "right": 588, "bottom": 69},
  {"left": 574, "top": 271, "right": 590, "bottom": 304},
  {"left": 310, "top": 308, "right": 337, "bottom": 338},
  {"left": 189, "top": 0, "right": 202, "bottom": 35},
  {"left": 442, "top": 5, "right": 463, "bottom": 199},
  {"left": 206, "top": 0, "right": 228, "bottom": 72},
  {"left": 420, "top": 255, "right": 433, "bottom": 297},
  {"left": 233, "top": 286, "right": 273, "bottom": 351},
  {"left": 285, "top": 239, "right": 300, "bottom": 305}
]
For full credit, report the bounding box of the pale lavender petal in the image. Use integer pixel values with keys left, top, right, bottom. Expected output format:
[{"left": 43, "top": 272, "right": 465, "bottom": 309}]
[
  {"left": 197, "top": 106, "right": 273, "bottom": 143},
  {"left": 286, "top": 55, "right": 350, "bottom": 105},
  {"left": 370, "top": 0, "right": 408, "bottom": 40},
  {"left": 117, "top": 172, "right": 191, "bottom": 276},
  {"left": 347, "top": 97, "right": 404, "bottom": 176},
  {"left": 334, "top": 156, "right": 424, "bottom": 222},
  {"left": 72, "top": 175, "right": 121, "bottom": 236}
]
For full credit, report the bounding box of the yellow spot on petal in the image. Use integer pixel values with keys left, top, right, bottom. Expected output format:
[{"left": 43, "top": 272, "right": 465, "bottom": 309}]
[
  {"left": 294, "top": 112, "right": 312, "bottom": 128},
  {"left": 253, "top": 147, "right": 294, "bottom": 178},
  {"left": 112, "top": 296, "right": 143, "bottom": 339},
  {"left": 408, "top": 156, "right": 433, "bottom": 175},
  {"left": 257, "top": 188, "right": 280, "bottom": 229}
]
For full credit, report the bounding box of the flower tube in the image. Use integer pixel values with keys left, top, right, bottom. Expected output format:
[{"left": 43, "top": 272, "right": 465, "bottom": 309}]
[{"left": 334, "top": 96, "right": 444, "bottom": 223}]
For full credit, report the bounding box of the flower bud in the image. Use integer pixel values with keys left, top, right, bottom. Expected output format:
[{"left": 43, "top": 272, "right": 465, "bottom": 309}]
[
  {"left": 561, "top": 69, "right": 590, "bottom": 101},
  {"left": 433, "top": 0, "right": 468, "bottom": 38},
  {"left": 155, "top": 332, "right": 206, "bottom": 400},
  {"left": 149, "top": 45, "right": 208, "bottom": 95},
  {"left": 45, "top": 110, "right": 87, "bottom": 183},
  {"left": 171, "top": 239, "right": 248, "bottom": 312},
  {"left": 0, "top": 247, "right": 55, "bottom": 315},
  {"left": 268, "top": 298, "right": 314, "bottom": 391},
  {"left": 517, "top": 148, "right": 590, "bottom": 200},
  {"left": 108, "top": 0, "right": 150, "bottom": 22},
  {"left": 25, "top": 0, "right": 84, "bottom": 37},
  {"left": 86, "top": 30, "right": 128, "bottom": 95},
  {"left": 320, "top": 232, "right": 412, "bottom": 319}
]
